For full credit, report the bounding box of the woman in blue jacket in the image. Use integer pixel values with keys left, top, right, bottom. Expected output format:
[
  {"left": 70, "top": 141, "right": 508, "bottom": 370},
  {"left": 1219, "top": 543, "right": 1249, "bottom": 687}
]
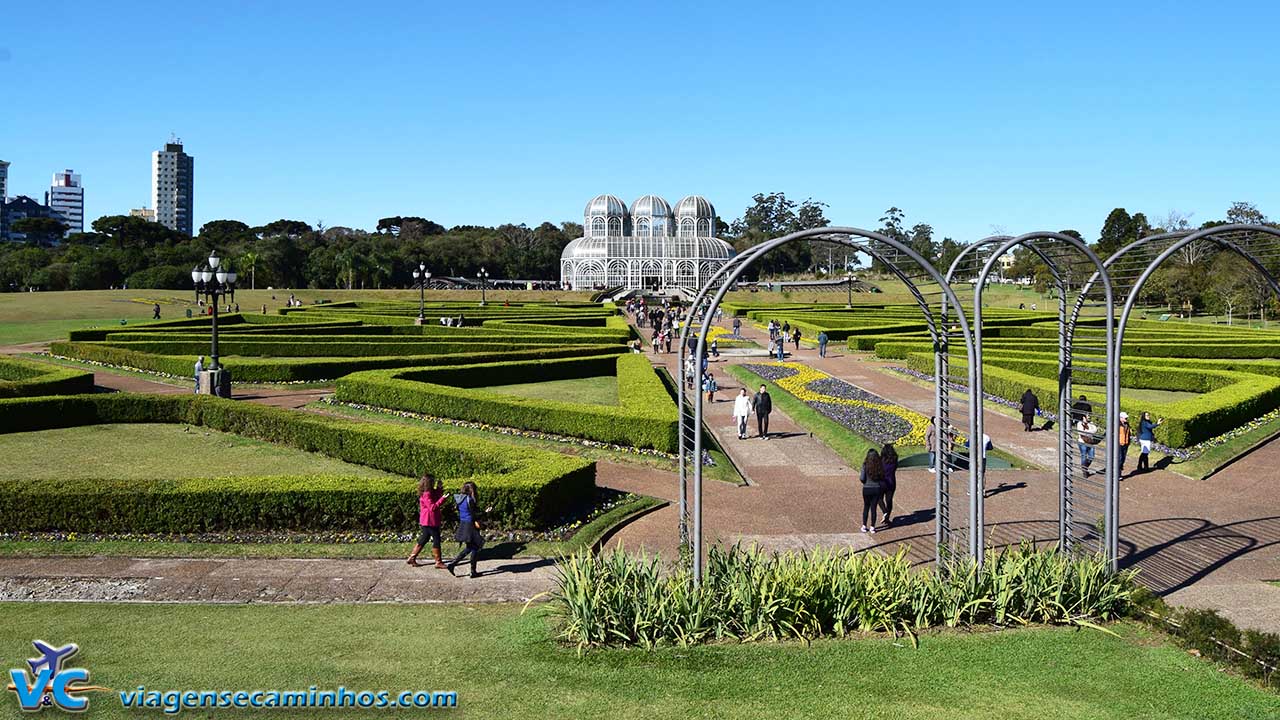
[
  {"left": 1136, "top": 411, "right": 1164, "bottom": 472},
  {"left": 447, "top": 481, "right": 492, "bottom": 578}
]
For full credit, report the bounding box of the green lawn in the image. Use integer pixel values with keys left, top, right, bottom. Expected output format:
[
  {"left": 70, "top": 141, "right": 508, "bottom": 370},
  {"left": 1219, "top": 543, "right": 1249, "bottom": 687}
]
[
  {"left": 0, "top": 288, "right": 596, "bottom": 345},
  {"left": 482, "top": 375, "right": 619, "bottom": 406},
  {"left": 0, "top": 423, "right": 395, "bottom": 481},
  {"left": 3, "top": 603, "right": 1275, "bottom": 719}
]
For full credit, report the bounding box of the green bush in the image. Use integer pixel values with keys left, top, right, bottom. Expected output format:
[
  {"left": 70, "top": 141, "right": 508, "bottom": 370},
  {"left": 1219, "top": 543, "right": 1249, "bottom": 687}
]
[
  {"left": 0, "top": 357, "right": 94, "bottom": 398},
  {"left": 0, "top": 394, "right": 595, "bottom": 531},
  {"left": 335, "top": 354, "right": 679, "bottom": 452},
  {"left": 551, "top": 543, "right": 1135, "bottom": 649},
  {"left": 49, "top": 341, "right": 626, "bottom": 383}
]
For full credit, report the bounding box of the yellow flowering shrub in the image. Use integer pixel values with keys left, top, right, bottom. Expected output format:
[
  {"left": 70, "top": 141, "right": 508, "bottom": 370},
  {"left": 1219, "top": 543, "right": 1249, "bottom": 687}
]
[{"left": 761, "top": 361, "right": 929, "bottom": 446}]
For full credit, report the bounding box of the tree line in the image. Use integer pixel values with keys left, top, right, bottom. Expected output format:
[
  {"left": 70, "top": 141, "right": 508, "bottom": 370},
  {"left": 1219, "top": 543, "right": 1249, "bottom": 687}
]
[{"left": 0, "top": 197, "right": 1275, "bottom": 314}]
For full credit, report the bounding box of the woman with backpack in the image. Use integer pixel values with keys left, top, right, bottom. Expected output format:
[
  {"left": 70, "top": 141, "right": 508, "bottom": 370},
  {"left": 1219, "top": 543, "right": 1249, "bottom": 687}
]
[{"left": 447, "top": 481, "right": 492, "bottom": 578}]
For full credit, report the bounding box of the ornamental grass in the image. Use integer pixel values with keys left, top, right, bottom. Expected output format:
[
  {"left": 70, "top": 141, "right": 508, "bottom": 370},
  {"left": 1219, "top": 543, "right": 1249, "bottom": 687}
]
[{"left": 546, "top": 543, "right": 1135, "bottom": 650}]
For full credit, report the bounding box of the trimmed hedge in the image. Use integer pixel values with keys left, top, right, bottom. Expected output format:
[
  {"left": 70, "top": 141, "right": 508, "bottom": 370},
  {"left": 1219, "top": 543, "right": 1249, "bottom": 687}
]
[
  {"left": 49, "top": 341, "right": 626, "bottom": 383},
  {"left": 899, "top": 350, "right": 1280, "bottom": 448},
  {"left": 0, "top": 393, "right": 595, "bottom": 532},
  {"left": 0, "top": 357, "right": 94, "bottom": 398},
  {"left": 335, "top": 353, "right": 679, "bottom": 452}
]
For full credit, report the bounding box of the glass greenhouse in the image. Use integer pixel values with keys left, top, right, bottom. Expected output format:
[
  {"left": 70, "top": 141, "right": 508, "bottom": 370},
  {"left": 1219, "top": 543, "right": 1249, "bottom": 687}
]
[{"left": 560, "top": 194, "right": 736, "bottom": 291}]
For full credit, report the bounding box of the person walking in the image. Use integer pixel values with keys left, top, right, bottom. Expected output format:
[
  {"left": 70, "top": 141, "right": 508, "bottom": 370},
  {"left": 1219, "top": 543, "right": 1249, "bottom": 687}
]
[
  {"left": 1071, "top": 394, "right": 1093, "bottom": 424},
  {"left": 782, "top": 320, "right": 790, "bottom": 337},
  {"left": 879, "top": 444, "right": 899, "bottom": 526},
  {"left": 791, "top": 327, "right": 801, "bottom": 351},
  {"left": 860, "top": 448, "right": 885, "bottom": 533},
  {"left": 152, "top": 303, "right": 161, "bottom": 320},
  {"left": 1077, "top": 415, "right": 1099, "bottom": 475},
  {"left": 732, "top": 316, "right": 741, "bottom": 336},
  {"left": 1117, "top": 412, "right": 1132, "bottom": 476},
  {"left": 703, "top": 371, "right": 718, "bottom": 403},
  {"left": 1136, "top": 411, "right": 1164, "bottom": 472},
  {"left": 1019, "top": 389, "right": 1040, "bottom": 432},
  {"left": 732, "top": 388, "right": 752, "bottom": 439},
  {"left": 925, "top": 416, "right": 937, "bottom": 473},
  {"left": 775, "top": 337, "right": 786, "bottom": 360},
  {"left": 447, "top": 481, "right": 491, "bottom": 578},
  {"left": 193, "top": 355, "right": 204, "bottom": 394},
  {"left": 817, "top": 330, "right": 829, "bottom": 358},
  {"left": 407, "top": 473, "right": 448, "bottom": 568},
  {"left": 752, "top": 384, "right": 773, "bottom": 439}
]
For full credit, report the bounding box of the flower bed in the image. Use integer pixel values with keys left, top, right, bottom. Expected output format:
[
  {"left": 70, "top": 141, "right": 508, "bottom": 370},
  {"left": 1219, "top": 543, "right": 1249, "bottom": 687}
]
[{"left": 741, "top": 362, "right": 928, "bottom": 445}]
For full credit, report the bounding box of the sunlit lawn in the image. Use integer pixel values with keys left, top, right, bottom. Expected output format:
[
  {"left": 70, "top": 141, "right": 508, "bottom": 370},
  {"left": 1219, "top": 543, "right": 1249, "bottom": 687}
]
[
  {"left": 482, "top": 375, "right": 619, "bottom": 406},
  {"left": 3, "top": 603, "right": 1276, "bottom": 719},
  {"left": 0, "top": 423, "right": 395, "bottom": 481}
]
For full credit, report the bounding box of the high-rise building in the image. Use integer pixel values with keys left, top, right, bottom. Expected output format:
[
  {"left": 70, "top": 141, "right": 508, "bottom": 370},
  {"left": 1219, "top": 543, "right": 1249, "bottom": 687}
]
[
  {"left": 151, "top": 139, "right": 194, "bottom": 235},
  {"left": 0, "top": 160, "right": 9, "bottom": 203},
  {"left": 47, "top": 169, "right": 84, "bottom": 236}
]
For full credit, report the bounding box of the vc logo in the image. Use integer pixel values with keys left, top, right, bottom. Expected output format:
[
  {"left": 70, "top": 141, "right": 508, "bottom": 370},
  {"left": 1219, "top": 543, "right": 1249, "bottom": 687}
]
[{"left": 8, "top": 641, "right": 105, "bottom": 712}]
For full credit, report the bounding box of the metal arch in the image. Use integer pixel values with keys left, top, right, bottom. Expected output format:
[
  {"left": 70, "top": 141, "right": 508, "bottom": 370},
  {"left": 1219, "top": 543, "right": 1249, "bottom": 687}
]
[
  {"left": 971, "top": 231, "right": 1117, "bottom": 568},
  {"left": 1116, "top": 224, "right": 1280, "bottom": 352},
  {"left": 685, "top": 226, "right": 981, "bottom": 585}
]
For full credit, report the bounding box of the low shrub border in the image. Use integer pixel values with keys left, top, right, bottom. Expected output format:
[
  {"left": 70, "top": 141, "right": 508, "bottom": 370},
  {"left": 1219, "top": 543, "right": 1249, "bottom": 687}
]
[
  {"left": 48, "top": 341, "right": 626, "bottom": 383},
  {"left": 336, "top": 354, "right": 679, "bottom": 452},
  {"left": 1131, "top": 588, "right": 1280, "bottom": 690},
  {"left": 0, "top": 394, "right": 595, "bottom": 532},
  {"left": 0, "top": 357, "right": 94, "bottom": 398}
]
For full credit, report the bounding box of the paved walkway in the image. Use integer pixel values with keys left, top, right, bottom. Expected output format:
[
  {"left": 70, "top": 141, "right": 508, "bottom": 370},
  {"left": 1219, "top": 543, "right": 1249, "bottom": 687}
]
[{"left": 0, "top": 557, "right": 555, "bottom": 604}]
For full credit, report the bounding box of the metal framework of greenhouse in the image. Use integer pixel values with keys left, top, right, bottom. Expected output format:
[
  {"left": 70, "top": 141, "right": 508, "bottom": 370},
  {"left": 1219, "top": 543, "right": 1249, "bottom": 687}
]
[{"left": 675, "top": 223, "right": 1280, "bottom": 582}]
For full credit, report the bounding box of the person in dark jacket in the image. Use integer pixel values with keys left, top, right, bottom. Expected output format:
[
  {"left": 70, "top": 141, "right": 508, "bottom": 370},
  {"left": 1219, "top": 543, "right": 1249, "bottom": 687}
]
[
  {"left": 1019, "top": 389, "right": 1040, "bottom": 432},
  {"left": 1071, "top": 394, "right": 1092, "bottom": 424},
  {"left": 879, "top": 444, "right": 899, "bottom": 526},
  {"left": 860, "top": 449, "right": 884, "bottom": 533},
  {"left": 447, "top": 481, "right": 492, "bottom": 578},
  {"left": 752, "top": 384, "right": 773, "bottom": 439}
]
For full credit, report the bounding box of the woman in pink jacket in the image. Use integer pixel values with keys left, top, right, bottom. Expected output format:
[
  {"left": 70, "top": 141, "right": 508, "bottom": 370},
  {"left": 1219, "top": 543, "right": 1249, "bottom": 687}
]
[{"left": 407, "top": 473, "right": 449, "bottom": 568}]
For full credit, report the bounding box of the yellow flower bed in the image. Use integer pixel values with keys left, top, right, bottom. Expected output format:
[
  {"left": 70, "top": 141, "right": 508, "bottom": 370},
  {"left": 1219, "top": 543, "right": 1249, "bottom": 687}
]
[{"left": 762, "top": 361, "right": 929, "bottom": 446}]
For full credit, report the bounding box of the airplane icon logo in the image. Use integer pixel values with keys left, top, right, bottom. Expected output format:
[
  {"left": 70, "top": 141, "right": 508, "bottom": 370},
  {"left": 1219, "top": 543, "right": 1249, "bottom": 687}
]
[{"left": 28, "top": 642, "right": 78, "bottom": 677}]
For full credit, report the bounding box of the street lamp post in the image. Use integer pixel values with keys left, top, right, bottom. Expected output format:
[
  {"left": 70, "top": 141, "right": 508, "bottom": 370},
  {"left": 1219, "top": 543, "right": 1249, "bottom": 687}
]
[
  {"left": 478, "top": 266, "right": 490, "bottom": 306},
  {"left": 845, "top": 271, "right": 854, "bottom": 309},
  {"left": 191, "top": 251, "right": 237, "bottom": 397},
  {"left": 411, "top": 262, "right": 430, "bottom": 324}
]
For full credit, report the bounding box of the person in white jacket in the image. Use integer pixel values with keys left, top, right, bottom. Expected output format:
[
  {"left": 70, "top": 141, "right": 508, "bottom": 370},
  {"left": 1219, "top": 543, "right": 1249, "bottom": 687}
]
[{"left": 732, "top": 388, "right": 752, "bottom": 439}]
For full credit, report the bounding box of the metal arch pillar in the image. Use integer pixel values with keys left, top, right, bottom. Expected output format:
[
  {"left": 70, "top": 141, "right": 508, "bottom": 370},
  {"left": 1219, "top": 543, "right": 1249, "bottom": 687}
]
[
  {"left": 971, "top": 232, "right": 1117, "bottom": 568},
  {"left": 1064, "top": 226, "right": 1280, "bottom": 568},
  {"left": 684, "top": 227, "right": 980, "bottom": 585},
  {"left": 946, "top": 236, "right": 1069, "bottom": 561}
]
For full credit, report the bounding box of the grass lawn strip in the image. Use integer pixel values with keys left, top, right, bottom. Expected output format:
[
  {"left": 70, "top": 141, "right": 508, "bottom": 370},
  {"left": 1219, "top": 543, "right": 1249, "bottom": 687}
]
[
  {"left": 0, "top": 604, "right": 1275, "bottom": 719},
  {"left": 0, "top": 423, "right": 396, "bottom": 481}
]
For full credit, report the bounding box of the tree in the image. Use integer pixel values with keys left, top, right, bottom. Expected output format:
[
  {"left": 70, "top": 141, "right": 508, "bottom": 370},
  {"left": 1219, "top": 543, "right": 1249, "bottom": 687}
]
[
  {"left": 199, "top": 220, "right": 254, "bottom": 246},
  {"left": 937, "top": 237, "right": 964, "bottom": 272},
  {"left": 241, "top": 251, "right": 259, "bottom": 289},
  {"left": 908, "top": 223, "right": 936, "bottom": 265},
  {"left": 11, "top": 217, "right": 68, "bottom": 246},
  {"left": 1205, "top": 254, "right": 1255, "bottom": 324},
  {"left": 255, "top": 219, "right": 312, "bottom": 239},
  {"left": 1226, "top": 201, "right": 1266, "bottom": 226},
  {"left": 1096, "top": 208, "right": 1134, "bottom": 258}
]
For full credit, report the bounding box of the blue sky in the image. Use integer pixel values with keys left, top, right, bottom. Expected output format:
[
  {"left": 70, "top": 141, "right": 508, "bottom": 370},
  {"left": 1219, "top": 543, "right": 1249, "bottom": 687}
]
[{"left": 2, "top": 1, "right": 1278, "bottom": 240}]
